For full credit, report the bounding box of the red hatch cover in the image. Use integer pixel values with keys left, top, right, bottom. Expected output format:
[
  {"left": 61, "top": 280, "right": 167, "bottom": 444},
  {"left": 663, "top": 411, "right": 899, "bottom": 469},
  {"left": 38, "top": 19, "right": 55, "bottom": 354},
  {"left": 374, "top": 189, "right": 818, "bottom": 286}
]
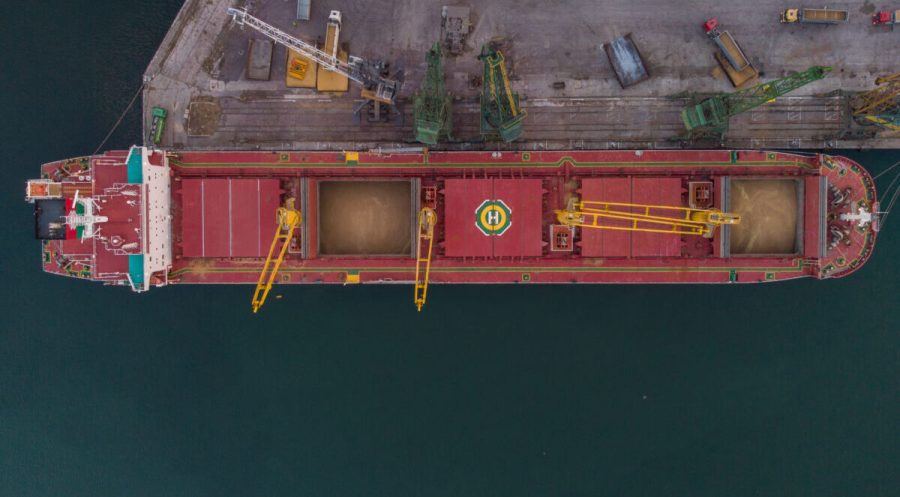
[
  {"left": 443, "top": 179, "right": 543, "bottom": 257},
  {"left": 181, "top": 178, "right": 281, "bottom": 258},
  {"left": 580, "top": 177, "right": 682, "bottom": 258}
]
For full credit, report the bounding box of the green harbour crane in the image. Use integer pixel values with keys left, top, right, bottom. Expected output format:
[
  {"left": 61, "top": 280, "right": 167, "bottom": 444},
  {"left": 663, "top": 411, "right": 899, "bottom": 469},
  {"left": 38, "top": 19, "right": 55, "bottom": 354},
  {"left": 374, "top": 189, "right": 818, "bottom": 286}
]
[
  {"left": 413, "top": 42, "right": 453, "bottom": 145},
  {"left": 680, "top": 66, "right": 832, "bottom": 135},
  {"left": 479, "top": 45, "right": 526, "bottom": 142}
]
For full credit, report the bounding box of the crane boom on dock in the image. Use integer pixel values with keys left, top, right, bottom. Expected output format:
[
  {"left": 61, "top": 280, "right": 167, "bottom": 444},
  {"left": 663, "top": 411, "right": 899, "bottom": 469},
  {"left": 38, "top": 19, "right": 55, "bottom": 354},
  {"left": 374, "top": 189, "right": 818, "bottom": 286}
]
[
  {"left": 413, "top": 42, "right": 452, "bottom": 145},
  {"left": 680, "top": 66, "right": 831, "bottom": 134},
  {"left": 227, "top": 7, "right": 401, "bottom": 104},
  {"left": 478, "top": 45, "right": 526, "bottom": 142},
  {"left": 852, "top": 72, "right": 900, "bottom": 131}
]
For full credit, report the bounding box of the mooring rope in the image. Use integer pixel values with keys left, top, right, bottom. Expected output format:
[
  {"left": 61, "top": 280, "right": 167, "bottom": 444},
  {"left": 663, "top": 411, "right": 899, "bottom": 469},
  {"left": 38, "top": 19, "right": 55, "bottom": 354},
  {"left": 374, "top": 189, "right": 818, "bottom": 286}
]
[
  {"left": 873, "top": 160, "right": 900, "bottom": 180},
  {"left": 93, "top": 83, "right": 146, "bottom": 155},
  {"left": 877, "top": 168, "right": 900, "bottom": 227}
]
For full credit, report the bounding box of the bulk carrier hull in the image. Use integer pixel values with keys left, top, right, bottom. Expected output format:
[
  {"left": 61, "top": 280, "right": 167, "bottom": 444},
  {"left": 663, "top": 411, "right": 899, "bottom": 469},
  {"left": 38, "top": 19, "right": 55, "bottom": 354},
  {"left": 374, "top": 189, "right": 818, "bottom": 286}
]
[{"left": 27, "top": 149, "right": 878, "bottom": 296}]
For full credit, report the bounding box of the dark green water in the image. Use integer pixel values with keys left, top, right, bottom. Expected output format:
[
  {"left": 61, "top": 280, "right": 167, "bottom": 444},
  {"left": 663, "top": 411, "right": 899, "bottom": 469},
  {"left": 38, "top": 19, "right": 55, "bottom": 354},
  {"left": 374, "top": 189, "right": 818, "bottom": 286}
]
[{"left": 2, "top": 2, "right": 898, "bottom": 496}]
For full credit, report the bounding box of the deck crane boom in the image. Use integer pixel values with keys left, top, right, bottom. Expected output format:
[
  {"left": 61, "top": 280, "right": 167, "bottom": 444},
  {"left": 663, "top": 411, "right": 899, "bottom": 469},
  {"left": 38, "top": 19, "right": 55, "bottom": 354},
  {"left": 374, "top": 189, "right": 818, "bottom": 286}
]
[
  {"left": 227, "top": 7, "right": 401, "bottom": 104},
  {"left": 556, "top": 198, "right": 740, "bottom": 238},
  {"left": 680, "top": 66, "right": 831, "bottom": 135},
  {"left": 414, "top": 207, "right": 437, "bottom": 311},
  {"left": 251, "top": 199, "right": 302, "bottom": 313}
]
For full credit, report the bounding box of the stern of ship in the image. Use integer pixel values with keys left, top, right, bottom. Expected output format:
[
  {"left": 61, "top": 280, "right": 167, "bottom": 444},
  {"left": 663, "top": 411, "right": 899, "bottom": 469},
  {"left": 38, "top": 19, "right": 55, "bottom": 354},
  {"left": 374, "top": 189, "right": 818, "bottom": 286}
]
[{"left": 26, "top": 146, "right": 173, "bottom": 290}]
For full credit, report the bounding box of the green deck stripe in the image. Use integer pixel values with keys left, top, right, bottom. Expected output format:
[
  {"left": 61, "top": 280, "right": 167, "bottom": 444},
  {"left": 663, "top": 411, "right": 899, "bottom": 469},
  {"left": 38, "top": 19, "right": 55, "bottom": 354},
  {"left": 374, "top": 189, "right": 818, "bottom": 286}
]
[
  {"left": 169, "top": 260, "right": 804, "bottom": 278},
  {"left": 170, "top": 157, "right": 815, "bottom": 171}
]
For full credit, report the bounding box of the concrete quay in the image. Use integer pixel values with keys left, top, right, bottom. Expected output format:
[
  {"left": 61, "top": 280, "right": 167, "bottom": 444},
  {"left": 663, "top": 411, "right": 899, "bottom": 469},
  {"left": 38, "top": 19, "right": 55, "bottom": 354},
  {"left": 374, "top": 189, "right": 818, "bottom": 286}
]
[{"left": 143, "top": 0, "right": 900, "bottom": 150}]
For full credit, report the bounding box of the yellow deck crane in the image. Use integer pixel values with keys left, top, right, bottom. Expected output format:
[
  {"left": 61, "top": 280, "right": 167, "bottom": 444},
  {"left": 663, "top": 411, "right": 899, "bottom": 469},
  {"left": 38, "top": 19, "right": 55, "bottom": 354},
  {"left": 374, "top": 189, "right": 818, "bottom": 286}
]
[
  {"left": 251, "top": 199, "right": 302, "bottom": 313},
  {"left": 556, "top": 198, "right": 740, "bottom": 238},
  {"left": 414, "top": 207, "right": 437, "bottom": 311}
]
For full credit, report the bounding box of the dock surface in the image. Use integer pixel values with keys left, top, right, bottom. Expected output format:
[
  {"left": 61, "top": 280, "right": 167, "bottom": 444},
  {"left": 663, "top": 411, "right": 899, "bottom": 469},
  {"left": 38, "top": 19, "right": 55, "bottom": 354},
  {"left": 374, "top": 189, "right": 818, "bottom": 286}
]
[{"left": 143, "top": 0, "right": 900, "bottom": 150}]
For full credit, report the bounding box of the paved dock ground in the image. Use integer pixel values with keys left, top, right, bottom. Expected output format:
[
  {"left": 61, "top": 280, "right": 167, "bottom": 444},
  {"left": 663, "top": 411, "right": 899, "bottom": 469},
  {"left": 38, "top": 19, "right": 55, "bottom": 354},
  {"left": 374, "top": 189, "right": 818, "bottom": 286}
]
[{"left": 143, "top": 0, "right": 900, "bottom": 150}]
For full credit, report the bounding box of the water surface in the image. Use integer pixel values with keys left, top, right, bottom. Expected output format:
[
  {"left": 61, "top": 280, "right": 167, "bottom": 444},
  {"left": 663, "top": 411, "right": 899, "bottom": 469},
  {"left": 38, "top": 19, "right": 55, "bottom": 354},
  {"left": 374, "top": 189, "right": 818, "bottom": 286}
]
[{"left": 1, "top": 2, "right": 898, "bottom": 496}]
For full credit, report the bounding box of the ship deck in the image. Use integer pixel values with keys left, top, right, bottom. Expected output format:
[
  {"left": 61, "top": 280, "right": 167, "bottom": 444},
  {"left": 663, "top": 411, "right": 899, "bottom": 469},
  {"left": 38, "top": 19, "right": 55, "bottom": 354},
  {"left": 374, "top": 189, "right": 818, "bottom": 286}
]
[
  {"left": 157, "top": 149, "right": 876, "bottom": 286},
  {"left": 35, "top": 149, "right": 877, "bottom": 290}
]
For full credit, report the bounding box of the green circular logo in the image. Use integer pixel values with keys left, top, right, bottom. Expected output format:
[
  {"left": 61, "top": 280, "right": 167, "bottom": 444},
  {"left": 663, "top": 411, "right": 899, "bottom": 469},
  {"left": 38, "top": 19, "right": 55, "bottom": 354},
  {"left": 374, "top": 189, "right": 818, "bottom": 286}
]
[{"left": 475, "top": 199, "right": 512, "bottom": 236}]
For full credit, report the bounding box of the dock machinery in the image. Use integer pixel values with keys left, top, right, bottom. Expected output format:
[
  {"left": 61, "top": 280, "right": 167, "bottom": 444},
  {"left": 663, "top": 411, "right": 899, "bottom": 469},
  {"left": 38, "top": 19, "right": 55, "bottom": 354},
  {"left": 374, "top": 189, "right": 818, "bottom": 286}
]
[
  {"left": 852, "top": 72, "right": 900, "bottom": 131},
  {"left": 228, "top": 8, "right": 401, "bottom": 106},
  {"left": 413, "top": 42, "right": 453, "bottom": 145},
  {"left": 679, "top": 66, "right": 831, "bottom": 139},
  {"left": 478, "top": 45, "right": 526, "bottom": 142}
]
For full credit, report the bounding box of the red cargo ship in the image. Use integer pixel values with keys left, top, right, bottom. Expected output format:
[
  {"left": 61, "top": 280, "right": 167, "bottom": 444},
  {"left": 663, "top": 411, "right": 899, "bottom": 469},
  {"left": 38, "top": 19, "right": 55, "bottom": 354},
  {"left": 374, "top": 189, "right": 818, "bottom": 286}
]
[{"left": 26, "top": 147, "right": 878, "bottom": 308}]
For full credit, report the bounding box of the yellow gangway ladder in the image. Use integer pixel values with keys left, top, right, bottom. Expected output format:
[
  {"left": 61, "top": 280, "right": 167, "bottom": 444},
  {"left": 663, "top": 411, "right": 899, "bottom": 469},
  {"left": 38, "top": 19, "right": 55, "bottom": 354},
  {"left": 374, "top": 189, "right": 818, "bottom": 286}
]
[
  {"left": 251, "top": 198, "right": 302, "bottom": 313},
  {"left": 555, "top": 197, "right": 740, "bottom": 238},
  {"left": 414, "top": 207, "right": 437, "bottom": 311}
]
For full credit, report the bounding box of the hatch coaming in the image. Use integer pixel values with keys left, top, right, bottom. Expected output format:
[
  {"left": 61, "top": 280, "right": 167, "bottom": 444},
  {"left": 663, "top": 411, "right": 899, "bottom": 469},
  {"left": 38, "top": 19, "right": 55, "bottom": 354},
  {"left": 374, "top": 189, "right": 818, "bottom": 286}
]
[{"left": 725, "top": 177, "right": 806, "bottom": 258}]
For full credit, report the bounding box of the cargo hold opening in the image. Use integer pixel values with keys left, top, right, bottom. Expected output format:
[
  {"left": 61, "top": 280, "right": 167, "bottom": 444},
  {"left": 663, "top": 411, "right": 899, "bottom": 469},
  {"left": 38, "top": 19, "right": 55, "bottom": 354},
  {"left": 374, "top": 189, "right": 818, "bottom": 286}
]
[
  {"left": 317, "top": 180, "right": 417, "bottom": 256},
  {"left": 726, "top": 178, "right": 803, "bottom": 256}
]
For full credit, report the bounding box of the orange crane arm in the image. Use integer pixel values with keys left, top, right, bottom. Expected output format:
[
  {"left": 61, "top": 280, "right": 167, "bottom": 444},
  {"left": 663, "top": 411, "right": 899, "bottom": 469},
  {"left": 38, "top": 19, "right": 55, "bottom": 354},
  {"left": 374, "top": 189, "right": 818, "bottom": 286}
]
[
  {"left": 251, "top": 200, "right": 302, "bottom": 313},
  {"left": 414, "top": 207, "right": 437, "bottom": 311},
  {"left": 555, "top": 198, "right": 740, "bottom": 238}
]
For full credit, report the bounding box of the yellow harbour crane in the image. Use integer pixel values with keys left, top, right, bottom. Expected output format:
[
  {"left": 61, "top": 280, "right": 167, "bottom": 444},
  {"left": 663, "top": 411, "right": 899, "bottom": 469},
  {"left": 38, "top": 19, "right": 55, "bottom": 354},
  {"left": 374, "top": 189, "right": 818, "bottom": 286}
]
[
  {"left": 251, "top": 198, "right": 302, "bottom": 313},
  {"left": 852, "top": 72, "right": 900, "bottom": 115},
  {"left": 414, "top": 207, "right": 437, "bottom": 311},
  {"left": 851, "top": 72, "right": 900, "bottom": 131},
  {"left": 556, "top": 198, "right": 740, "bottom": 238}
]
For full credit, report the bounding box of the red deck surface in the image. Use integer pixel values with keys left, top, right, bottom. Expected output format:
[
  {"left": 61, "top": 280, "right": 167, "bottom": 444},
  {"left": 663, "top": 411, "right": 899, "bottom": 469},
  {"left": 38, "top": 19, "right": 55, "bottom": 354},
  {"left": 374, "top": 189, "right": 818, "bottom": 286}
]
[
  {"left": 91, "top": 159, "right": 140, "bottom": 277},
  {"left": 93, "top": 157, "right": 127, "bottom": 185},
  {"left": 92, "top": 186, "right": 141, "bottom": 276},
  {"left": 580, "top": 177, "right": 682, "bottom": 258},
  {"left": 493, "top": 179, "right": 543, "bottom": 257},
  {"left": 181, "top": 178, "right": 280, "bottom": 258},
  {"left": 443, "top": 179, "right": 543, "bottom": 258},
  {"left": 443, "top": 179, "right": 491, "bottom": 257},
  {"left": 35, "top": 149, "right": 879, "bottom": 290},
  {"left": 580, "top": 178, "right": 631, "bottom": 257},
  {"left": 632, "top": 178, "right": 682, "bottom": 258}
]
